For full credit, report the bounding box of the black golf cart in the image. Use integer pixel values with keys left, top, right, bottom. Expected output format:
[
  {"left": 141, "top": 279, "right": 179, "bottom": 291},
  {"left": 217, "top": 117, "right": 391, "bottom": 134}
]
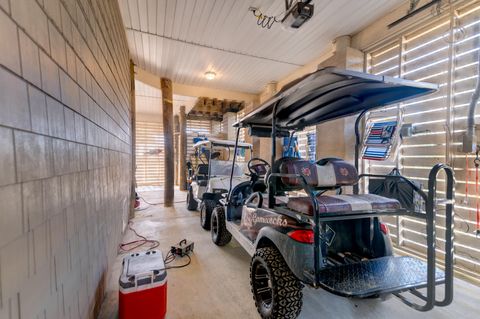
[
  {"left": 210, "top": 67, "right": 454, "bottom": 318},
  {"left": 186, "top": 138, "right": 253, "bottom": 230}
]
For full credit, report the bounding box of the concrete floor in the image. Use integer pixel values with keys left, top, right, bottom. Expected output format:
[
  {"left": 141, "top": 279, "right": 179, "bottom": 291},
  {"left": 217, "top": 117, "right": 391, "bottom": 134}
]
[{"left": 99, "top": 188, "right": 479, "bottom": 319}]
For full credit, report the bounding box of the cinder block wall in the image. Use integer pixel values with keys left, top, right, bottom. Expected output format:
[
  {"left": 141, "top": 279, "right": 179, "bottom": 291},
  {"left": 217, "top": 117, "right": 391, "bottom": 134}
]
[{"left": 0, "top": 1, "right": 131, "bottom": 318}]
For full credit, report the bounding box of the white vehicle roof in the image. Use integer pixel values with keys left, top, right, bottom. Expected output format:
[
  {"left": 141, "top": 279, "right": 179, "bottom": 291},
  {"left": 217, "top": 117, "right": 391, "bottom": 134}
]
[{"left": 192, "top": 138, "right": 252, "bottom": 149}]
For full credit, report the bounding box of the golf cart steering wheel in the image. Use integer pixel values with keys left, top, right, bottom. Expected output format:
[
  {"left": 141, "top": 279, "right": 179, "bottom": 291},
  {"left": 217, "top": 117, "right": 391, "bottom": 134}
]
[{"left": 248, "top": 158, "right": 270, "bottom": 176}]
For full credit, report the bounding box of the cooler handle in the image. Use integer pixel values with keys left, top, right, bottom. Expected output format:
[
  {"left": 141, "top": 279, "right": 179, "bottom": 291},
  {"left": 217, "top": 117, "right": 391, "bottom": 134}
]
[{"left": 133, "top": 271, "right": 154, "bottom": 286}]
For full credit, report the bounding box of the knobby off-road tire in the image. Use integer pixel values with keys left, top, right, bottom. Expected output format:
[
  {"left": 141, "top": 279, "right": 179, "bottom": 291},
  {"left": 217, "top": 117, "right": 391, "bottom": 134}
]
[
  {"left": 211, "top": 206, "right": 231, "bottom": 246},
  {"left": 200, "top": 199, "right": 215, "bottom": 230},
  {"left": 250, "top": 247, "right": 303, "bottom": 319},
  {"left": 186, "top": 188, "right": 198, "bottom": 211}
]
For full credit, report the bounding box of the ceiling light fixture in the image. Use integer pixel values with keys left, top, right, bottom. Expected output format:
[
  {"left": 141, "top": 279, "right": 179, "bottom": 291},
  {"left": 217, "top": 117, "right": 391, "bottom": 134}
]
[{"left": 205, "top": 71, "right": 216, "bottom": 80}]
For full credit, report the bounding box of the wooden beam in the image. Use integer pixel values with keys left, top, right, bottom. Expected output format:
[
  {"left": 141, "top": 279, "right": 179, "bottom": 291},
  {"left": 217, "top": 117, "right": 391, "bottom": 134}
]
[
  {"left": 161, "top": 77, "right": 174, "bottom": 207},
  {"left": 129, "top": 60, "right": 136, "bottom": 220},
  {"left": 179, "top": 105, "right": 187, "bottom": 191},
  {"left": 174, "top": 114, "right": 180, "bottom": 186}
]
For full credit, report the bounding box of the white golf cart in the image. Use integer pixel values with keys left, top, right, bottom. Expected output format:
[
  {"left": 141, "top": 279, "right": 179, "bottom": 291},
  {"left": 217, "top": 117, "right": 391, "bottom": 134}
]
[{"left": 186, "top": 138, "right": 253, "bottom": 230}]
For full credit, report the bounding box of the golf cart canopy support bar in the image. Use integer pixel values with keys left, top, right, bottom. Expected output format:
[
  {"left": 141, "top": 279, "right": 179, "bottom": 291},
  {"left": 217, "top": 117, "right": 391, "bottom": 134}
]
[{"left": 234, "top": 67, "right": 438, "bottom": 131}]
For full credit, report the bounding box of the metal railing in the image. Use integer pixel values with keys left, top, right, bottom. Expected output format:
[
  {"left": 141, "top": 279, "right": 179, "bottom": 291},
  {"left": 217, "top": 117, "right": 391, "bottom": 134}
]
[{"left": 393, "top": 163, "right": 454, "bottom": 311}]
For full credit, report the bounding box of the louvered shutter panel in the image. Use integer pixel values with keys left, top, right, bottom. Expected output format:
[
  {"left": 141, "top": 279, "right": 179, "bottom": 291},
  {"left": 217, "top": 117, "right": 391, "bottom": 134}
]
[
  {"left": 135, "top": 121, "right": 165, "bottom": 186},
  {"left": 365, "top": 1, "right": 480, "bottom": 279}
]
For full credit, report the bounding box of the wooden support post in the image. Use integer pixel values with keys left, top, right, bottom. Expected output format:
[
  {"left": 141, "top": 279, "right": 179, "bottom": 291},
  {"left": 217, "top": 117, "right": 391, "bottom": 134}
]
[
  {"left": 174, "top": 114, "right": 180, "bottom": 186},
  {"left": 161, "top": 78, "right": 174, "bottom": 207},
  {"left": 129, "top": 60, "right": 136, "bottom": 219},
  {"left": 179, "top": 105, "right": 187, "bottom": 191}
]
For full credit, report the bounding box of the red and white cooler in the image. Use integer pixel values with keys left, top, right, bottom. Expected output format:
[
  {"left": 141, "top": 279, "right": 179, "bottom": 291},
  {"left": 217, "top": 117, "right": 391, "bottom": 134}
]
[{"left": 119, "top": 250, "right": 167, "bottom": 319}]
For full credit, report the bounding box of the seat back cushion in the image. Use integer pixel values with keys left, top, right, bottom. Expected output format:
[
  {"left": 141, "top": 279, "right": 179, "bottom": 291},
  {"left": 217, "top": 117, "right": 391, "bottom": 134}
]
[
  {"left": 279, "top": 158, "right": 358, "bottom": 188},
  {"left": 196, "top": 164, "right": 209, "bottom": 176}
]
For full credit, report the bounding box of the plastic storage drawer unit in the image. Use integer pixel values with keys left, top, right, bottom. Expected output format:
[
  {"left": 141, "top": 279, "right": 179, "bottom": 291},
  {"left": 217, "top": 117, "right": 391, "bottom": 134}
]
[{"left": 119, "top": 250, "right": 167, "bottom": 319}]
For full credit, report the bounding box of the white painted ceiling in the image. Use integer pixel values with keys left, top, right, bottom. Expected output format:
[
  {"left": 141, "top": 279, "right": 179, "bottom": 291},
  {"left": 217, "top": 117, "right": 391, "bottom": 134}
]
[
  {"left": 119, "top": 0, "right": 405, "bottom": 94},
  {"left": 135, "top": 79, "right": 196, "bottom": 116}
]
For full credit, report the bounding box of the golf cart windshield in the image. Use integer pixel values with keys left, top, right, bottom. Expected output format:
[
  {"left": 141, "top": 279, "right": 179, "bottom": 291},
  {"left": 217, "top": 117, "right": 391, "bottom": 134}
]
[
  {"left": 192, "top": 139, "right": 252, "bottom": 177},
  {"left": 209, "top": 145, "right": 249, "bottom": 177},
  {"left": 210, "top": 159, "right": 247, "bottom": 177}
]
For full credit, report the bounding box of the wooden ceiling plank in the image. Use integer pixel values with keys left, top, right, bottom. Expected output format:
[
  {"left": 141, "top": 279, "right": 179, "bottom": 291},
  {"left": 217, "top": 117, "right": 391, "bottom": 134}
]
[
  {"left": 172, "top": 0, "right": 187, "bottom": 40},
  {"left": 147, "top": 0, "right": 157, "bottom": 33},
  {"left": 128, "top": 0, "right": 140, "bottom": 30},
  {"left": 138, "top": 0, "right": 148, "bottom": 32},
  {"left": 178, "top": 0, "right": 196, "bottom": 42},
  {"left": 154, "top": 35, "right": 162, "bottom": 76},
  {"left": 141, "top": 32, "right": 150, "bottom": 71},
  {"left": 118, "top": 0, "right": 132, "bottom": 29},
  {"left": 215, "top": 0, "right": 251, "bottom": 50},
  {"left": 147, "top": 34, "right": 156, "bottom": 73},
  {"left": 191, "top": 0, "right": 216, "bottom": 43},
  {"left": 156, "top": 0, "right": 167, "bottom": 35},
  {"left": 163, "top": 0, "right": 176, "bottom": 38},
  {"left": 134, "top": 30, "right": 145, "bottom": 69}
]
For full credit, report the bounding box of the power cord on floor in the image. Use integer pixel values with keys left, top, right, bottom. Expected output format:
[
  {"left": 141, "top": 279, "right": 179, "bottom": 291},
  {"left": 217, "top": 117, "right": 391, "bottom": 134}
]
[
  {"left": 118, "top": 222, "right": 160, "bottom": 253},
  {"left": 139, "top": 196, "right": 186, "bottom": 206},
  {"left": 119, "top": 225, "right": 194, "bottom": 270},
  {"left": 163, "top": 249, "right": 192, "bottom": 270}
]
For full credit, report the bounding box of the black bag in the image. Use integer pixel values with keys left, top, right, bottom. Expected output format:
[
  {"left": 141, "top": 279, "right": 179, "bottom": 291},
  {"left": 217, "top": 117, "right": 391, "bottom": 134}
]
[{"left": 368, "top": 168, "right": 422, "bottom": 212}]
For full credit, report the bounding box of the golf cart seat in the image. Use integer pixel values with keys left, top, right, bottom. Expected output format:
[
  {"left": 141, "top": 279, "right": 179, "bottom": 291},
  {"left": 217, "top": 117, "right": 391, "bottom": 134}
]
[
  {"left": 286, "top": 194, "right": 400, "bottom": 216},
  {"left": 194, "top": 164, "right": 209, "bottom": 186},
  {"left": 276, "top": 157, "right": 358, "bottom": 189},
  {"left": 275, "top": 158, "right": 401, "bottom": 215}
]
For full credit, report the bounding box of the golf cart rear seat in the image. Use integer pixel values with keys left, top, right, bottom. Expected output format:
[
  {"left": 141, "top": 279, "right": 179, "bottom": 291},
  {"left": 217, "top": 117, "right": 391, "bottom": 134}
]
[
  {"left": 286, "top": 194, "right": 400, "bottom": 215},
  {"left": 276, "top": 158, "right": 401, "bottom": 214}
]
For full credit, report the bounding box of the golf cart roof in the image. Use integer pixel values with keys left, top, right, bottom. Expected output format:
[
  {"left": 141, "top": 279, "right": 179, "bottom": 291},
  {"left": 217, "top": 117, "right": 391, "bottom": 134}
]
[
  {"left": 235, "top": 67, "right": 438, "bottom": 131},
  {"left": 192, "top": 138, "right": 252, "bottom": 149}
]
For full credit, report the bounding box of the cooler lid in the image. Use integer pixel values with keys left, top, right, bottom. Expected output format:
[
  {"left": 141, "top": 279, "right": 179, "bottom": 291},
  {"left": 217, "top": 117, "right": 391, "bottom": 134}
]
[{"left": 119, "top": 250, "right": 166, "bottom": 288}]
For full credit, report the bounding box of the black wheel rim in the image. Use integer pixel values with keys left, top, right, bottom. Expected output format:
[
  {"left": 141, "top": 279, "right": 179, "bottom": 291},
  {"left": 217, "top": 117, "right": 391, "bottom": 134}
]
[
  {"left": 212, "top": 212, "right": 218, "bottom": 237},
  {"left": 252, "top": 261, "right": 273, "bottom": 312}
]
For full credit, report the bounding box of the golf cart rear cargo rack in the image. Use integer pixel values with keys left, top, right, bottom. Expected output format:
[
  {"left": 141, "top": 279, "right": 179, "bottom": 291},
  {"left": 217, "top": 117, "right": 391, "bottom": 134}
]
[
  {"left": 269, "top": 163, "right": 453, "bottom": 311},
  {"left": 234, "top": 67, "right": 454, "bottom": 311}
]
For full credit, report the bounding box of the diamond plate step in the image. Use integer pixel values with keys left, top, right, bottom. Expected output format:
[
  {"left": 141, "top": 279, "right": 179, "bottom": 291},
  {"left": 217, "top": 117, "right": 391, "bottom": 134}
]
[{"left": 318, "top": 256, "right": 445, "bottom": 298}]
